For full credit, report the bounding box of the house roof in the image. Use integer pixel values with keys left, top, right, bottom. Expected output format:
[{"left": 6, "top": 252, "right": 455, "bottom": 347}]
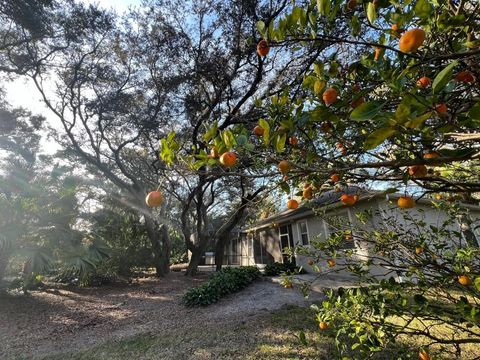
[{"left": 242, "top": 187, "right": 480, "bottom": 232}]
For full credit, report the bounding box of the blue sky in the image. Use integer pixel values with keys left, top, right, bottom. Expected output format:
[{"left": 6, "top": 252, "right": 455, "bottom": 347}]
[{"left": 80, "top": 0, "right": 142, "bottom": 13}]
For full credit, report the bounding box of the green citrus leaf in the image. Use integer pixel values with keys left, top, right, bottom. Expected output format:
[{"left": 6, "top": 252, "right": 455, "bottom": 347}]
[
  {"left": 405, "top": 111, "right": 432, "bottom": 129},
  {"left": 367, "top": 2, "right": 377, "bottom": 24},
  {"left": 432, "top": 61, "right": 458, "bottom": 94},
  {"left": 351, "top": 101, "right": 385, "bottom": 121},
  {"left": 275, "top": 133, "right": 287, "bottom": 153},
  {"left": 415, "top": 0, "right": 433, "bottom": 19},
  {"left": 364, "top": 127, "right": 396, "bottom": 150},
  {"left": 256, "top": 21, "right": 266, "bottom": 36},
  {"left": 468, "top": 102, "right": 480, "bottom": 120},
  {"left": 317, "top": 0, "right": 331, "bottom": 16},
  {"left": 259, "top": 118, "right": 270, "bottom": 145}
]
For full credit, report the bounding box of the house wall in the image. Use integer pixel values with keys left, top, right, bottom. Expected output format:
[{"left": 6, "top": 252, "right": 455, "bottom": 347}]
[
  {"left": 291, "top": 199, "right": 480, "bottom": 278},
  {"left": 291, "top": 207, "right": 364, "bottom": 277},
  {"left": 236, "top": 198, "right": 480, "bottom": 277}
]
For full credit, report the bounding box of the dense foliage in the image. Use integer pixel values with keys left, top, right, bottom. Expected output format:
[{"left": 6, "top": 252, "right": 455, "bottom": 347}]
[
  {"left": 162, "top": 0, "right": 480, "bottom": 357},
  {"left": 264, "top": 261, "right": 304, "bottom": 276},
  {"left": 182, "top": 266, "right": 261, "bottom": 307}
]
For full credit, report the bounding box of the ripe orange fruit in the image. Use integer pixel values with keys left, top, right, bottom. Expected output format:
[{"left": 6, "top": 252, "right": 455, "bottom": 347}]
[
  {"left": 408, "top": 165, "right": 428, "bottom": 178},
  {"left": 307, "top": 259, "right": 315, "bottom": 266},
  {"left": 278, "top": 160, "right": 291, "bottom": 174},
  {"left": 416, "top": 76, "right": 431, "bottom": 88},
  {"left": 289, "top": 136, "right": 298, "bottom": 146},
  {"left": 336, "top": 142, "right": 344, "bottom": 149},
  {"left": 423, "top": 151, "right": 440, "bottom": 159},
  {"left": 327, "top": 259, "right": 336, "bottom": 267},
  {"left": 253, "top": 126, "right": 264, "bottom": 136},
  {"left": 322, "top": 87, "right": 338, "bottom": 106},
  {"left": 435, "top": 103, "right": 448, "bottom": 114},
  {"left": 346, "top": 0, "right": 357, "bottom": 10},
  {"left": 219, "top": 152, "right": 237, "bottom": 167},
  {"left": 374, "top": 47, "right": 382, "bottom": 61},
  {"left": 455, "top": 71, "right": 475, "bottom": 83},
  {"left": 399, "top": 28, "right": 426, "bottom": 53},
  {"left": 330, "top": 174, "right": 340, "bottom": 183},
  {"left": 287, "top": 199, "right": 299, "bottom": 210},
  {"left": 257, "top": 40, "right": 270, "bottom": 57},
  {"left": 145, "top": 191, "right": 163, "bottom": 207},
  {"left": 319, "top": 321, "right": 329, "bottom": 330},
  {"left": 303, "top": 187, "right": 313, "bottom": 200},
  {"left": 415, "top": 247, "right": 424, "bottom": 255},
  {"left": 398, "top": 196, "right": 415, "bottom": 209},
  {"left": 340, "top": 194, "right": 357, "bottom": 206},
  {"left": 320, "top": 121, "right": 332, "bottom": 133},
  {"left": 458, "top": 275, "right": 472, "bottom": 286},
  {"left": 350, "top": 96, "right": 365, "bottom": 109},
  {"left": 419, "top": 350, "right": 430, "bottom": 360}
]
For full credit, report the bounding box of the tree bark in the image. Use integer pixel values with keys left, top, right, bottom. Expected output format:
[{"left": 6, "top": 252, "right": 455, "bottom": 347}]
[
  {"left": 144, "top": 214, "right": 170, "bottom": 277},
  {"left": 215, "top": 234, "right": 230, "bottom": 271},
  {"left": 185, "top": 246, "right": 204, "bottom": 276}
]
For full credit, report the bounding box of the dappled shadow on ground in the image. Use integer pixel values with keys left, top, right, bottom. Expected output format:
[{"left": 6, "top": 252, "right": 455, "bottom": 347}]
[
  {"left": 1, "top": 273, "right": 320, "bottom": 360},
  {"left": 0, "top": 272, "right": 208, "bottom": 359}
]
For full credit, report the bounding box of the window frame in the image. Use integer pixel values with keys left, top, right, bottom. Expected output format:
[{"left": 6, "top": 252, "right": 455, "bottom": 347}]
[{"left": 297, "top": 220, "right": 310, "bottom": 245}]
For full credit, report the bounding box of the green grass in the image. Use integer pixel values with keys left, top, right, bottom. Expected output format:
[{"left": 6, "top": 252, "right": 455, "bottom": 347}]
[{"left": 42, "top": 305, "right": 479, "bottom": 360}]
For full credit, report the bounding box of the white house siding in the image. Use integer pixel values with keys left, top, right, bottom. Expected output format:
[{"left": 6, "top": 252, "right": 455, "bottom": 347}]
[
  {"left": 239, "top": 197, "right": 480, "bottom": 278},
  {"left": 293, "top": 209, "right": 360, "bottom": 277}
]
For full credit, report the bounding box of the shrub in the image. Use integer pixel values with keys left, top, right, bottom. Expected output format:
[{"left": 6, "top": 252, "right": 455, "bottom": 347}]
[
  {"left": 264, "top": 261, "right": 304, "bottom": 276},
  {"left": 183, "top": 266, "right": 261, "bottom": 307}
]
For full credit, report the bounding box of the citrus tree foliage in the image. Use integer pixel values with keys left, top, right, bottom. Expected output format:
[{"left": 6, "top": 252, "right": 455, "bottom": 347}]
[
  {"left": 173, "top": 0, "right": 480, "bottom": 357},
  {"left": 251, "top": 0, "right": 479, "bottom": 357},
  {"left": 251, "top": 0, "right": 478, "bottom": 197},
  {"left": 300, "top": 202, "right": 479, "bottom": 357}
]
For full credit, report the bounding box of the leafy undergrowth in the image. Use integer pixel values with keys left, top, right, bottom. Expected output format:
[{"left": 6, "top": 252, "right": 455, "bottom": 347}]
[
  {"left": 182, "top": 266, "right": 261, "bottom": 307},
  {"left": 41, "top": 304, "right": 480, "bottom": 360}
]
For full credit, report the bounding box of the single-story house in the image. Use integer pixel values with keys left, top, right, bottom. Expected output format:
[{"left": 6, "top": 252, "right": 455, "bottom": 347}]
[{"left": 222, "top": 188, "right": 480, "bottom": 275}]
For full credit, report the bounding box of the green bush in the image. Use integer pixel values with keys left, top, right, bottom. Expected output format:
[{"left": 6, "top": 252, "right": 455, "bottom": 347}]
[
  {"left": 264, "top": 261, "right": 304, "bottom": 276},
  {"left": 183, "top": 266, "right": 261, "bottom": 307}
]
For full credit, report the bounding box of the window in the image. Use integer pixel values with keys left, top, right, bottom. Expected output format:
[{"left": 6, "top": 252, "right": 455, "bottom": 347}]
[
  {"left": 279, "top": 225, "right": 290, "bottom": 250},
  {"left": 247, "top": 234, "right": 254, "bottom": 257},
  {"left": 298, "top": 221, "right": 309, "bottom": 245}
]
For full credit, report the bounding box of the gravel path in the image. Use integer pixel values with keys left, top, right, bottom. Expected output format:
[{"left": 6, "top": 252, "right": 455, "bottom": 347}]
[{"left": 0, "top": 273, "right": 325, "bottom": 359}]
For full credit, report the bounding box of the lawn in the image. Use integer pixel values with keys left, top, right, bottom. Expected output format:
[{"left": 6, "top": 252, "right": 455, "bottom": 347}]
[{"left": 42, "top": 305, "right": 480, "bottom": 360}]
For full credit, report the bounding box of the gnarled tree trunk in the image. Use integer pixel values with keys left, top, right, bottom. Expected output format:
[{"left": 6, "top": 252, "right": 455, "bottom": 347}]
[
  {"left": 185, "top": 247, "right": 203, "bottom": 276},
  {"left": 144, "top": 214, "right": 170, "bottom": 276}
]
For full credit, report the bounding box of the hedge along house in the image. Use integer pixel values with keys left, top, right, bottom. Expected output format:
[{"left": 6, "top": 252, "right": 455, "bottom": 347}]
[{"left": 229, "top": 188, "right": 480, "bottom": 275}]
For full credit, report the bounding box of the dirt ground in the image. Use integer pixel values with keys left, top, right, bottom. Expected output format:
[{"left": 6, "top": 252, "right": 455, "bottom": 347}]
[{"left": 0, "top": 273, "right": 324, "bottom": 360}]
